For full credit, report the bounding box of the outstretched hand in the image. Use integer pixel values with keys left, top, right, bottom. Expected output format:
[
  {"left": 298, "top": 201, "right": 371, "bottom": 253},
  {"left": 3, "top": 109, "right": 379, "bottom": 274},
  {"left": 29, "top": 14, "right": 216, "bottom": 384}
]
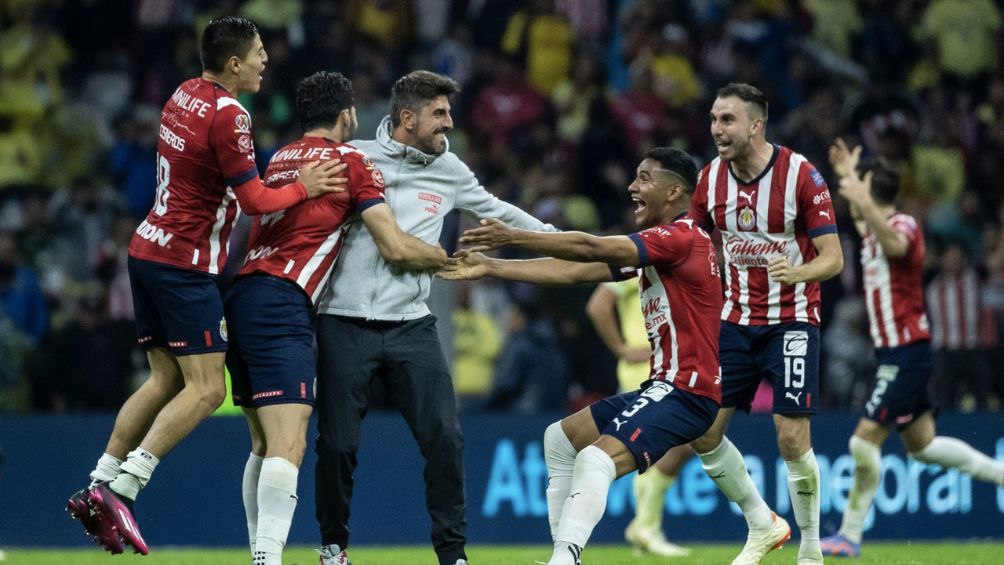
[
  {"left": 828, "top": 138, "right": 861, "bottom": 180},
  {"left": 458, "top": 219, "right": 514, "bottom": 252},
  {"left": 299, "top": 159, "right": 349, "bottom": 197},
  {"left": 436, "top": 250, "right": 490, "bottom": 281},
  {"left": 838, "top": 170, "right": 874, "bottom": 208}
]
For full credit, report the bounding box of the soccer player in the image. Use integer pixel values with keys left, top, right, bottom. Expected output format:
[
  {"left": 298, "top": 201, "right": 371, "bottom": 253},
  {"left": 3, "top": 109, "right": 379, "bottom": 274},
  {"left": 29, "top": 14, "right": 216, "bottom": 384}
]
[
  {"left": 65, "top": 16, "right": 345, "bottom": 555},
  {"left": 688, "top": 83, "right": 844, "bottom": 565},
  {"left": 586, "top": 282, "right": 693, "bottom": 557},
  {"left": 226, "top": 71, "right": 447, "bottom": 565},
  {"left": 443, "top": 148, "right": 722, "bottom": 565},
  {"left": 819, "top": 140, "right": 1004, "bottom": 558},
  {"left": 312, "top": 70, "right": 556, "bottom": 565}
]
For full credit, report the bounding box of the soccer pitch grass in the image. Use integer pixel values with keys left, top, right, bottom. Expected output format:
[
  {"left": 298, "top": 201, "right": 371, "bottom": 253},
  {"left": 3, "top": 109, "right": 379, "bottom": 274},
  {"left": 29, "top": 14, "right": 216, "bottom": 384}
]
[{"left": 4, "top": 542, "right": 1003, "bottom": 564}]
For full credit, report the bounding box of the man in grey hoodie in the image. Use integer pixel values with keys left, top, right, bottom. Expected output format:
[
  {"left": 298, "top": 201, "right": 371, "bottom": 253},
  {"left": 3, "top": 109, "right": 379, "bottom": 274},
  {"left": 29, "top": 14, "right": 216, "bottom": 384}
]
[{"left": 313, "top": 70, "right": 557, "bottom": 565}]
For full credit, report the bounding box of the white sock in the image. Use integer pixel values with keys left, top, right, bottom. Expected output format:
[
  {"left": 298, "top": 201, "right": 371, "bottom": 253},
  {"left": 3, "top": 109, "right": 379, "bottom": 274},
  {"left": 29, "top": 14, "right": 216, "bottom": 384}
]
[
  {"left": 254, "top": 457, "right": 299, "bottom": 563},
  {"left": 552, "top": 445, "right": 616, "bottom": 562},
  {"left": 634, "top": 467, "right": 675, "bottom": 530},
  {"left": 786, "top": 448, "right": 821, "bottom": 560},
  {"left": 544, "top": 422, "right": 578, "bottom": 542},
  {"left": 913, "top": 436, "right": 1004, "bottom": 486},
  {"left": 839, "top": 436, "right": 881, "bottom": 544},
  {"left": 698, "top": 437, "right": 772, "bottom": 530},
  {"left": 90, "top": 453, "right": 123, "bottom": 485},
  {"left": 243, "top": 453, "right": 264, "bottom": 552},
  {"left": 111, "top": 448, "right": 160, "bottom": 500}
]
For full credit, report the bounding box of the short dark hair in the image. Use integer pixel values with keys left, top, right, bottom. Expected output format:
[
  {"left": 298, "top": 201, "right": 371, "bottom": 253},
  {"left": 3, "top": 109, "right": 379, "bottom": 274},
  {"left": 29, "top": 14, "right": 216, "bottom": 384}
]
[
  {"left": 200, "top": 16, "right": 259, "bottom": 73},
  {"left": 389, "top": 70, "right": 460, "bottom": 127},
  {"left": 296, "top": 71, "right": 354, "bottom": 131},
  {"left": 717, "top": 82, "right": 768, "bottom": 120},
  {"left": 645, "top": 147, "right": 699, "bottom": 194},
  {"left": 862, "top": 158, "right": 900, "bottom": 205}
]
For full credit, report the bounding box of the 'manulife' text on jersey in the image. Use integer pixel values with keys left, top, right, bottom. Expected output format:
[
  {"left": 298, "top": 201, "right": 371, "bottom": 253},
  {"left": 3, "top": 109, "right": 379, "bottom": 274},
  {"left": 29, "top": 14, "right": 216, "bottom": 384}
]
[
  {"left": 691, "top": 145, "right": 837, "bottom": 326},
  {"left": 128, "top": 78, "right": 260, "bottom": 274},
  {"left": 861, "top": 212, "right": 930, "bottom": 348},
  {"left": 239, "top": 137, "right": 385, "bottom": 304},
  {"left": 615, "top": 216, "right": 723, "bottom": 403}
]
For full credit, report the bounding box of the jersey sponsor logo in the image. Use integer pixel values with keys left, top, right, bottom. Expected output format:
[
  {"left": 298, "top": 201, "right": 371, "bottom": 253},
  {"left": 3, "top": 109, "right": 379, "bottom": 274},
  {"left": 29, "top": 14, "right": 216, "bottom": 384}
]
[
  {"left": 273, "top": 146, "right": 334, "bottom": 162},
  {"left": 737, "top": 206, "right": 756, "bottom": 231},
  {"left": 168, "top": 340, "right": 188, "bottom": 348},
  {"left": 418, "top": 192, "right": 443, "bottom": 204},
  {"left": 246, "top": 245, "right": 279, "bottom": 261},
  {"left": 252, "top": 390, "right": 284, "bottom": 400},
  {"left": 234, "top": 113, "right": 251, "bottom": 133},
  {"left": 641, "top": 296, "right": 663, "bottom": 318},
  {"left": 135, "top": 219, "right": 174, "bottom": 247},
  {"left": 782, "top": 331, "right": 809, "bottom": 356},
  {"left": 723, "top": 234, "right": 787, "bottom": 267},
  {"left": 362, "top": 155, "right": 376, "bottom": 169},
  {"left": 809, "top": 168, "right": 825, "bottom": 186},
  {"left": 260, "top": 209, "right": 286, "bottom": 227},
  {"left": 158, "top": 124, "right": 186, "bottom": 151},
  {"left": 238, "top": 134, "right": 253, "bottom": 154},
  {"left": 812, "top": 190, "right": 831, "bottom": 205},
  {"left": 265, "top": 169, "right": 299, "bottom": 185},
  {"left": 170, "top": 88, "right": 211, "bottom": 117}
]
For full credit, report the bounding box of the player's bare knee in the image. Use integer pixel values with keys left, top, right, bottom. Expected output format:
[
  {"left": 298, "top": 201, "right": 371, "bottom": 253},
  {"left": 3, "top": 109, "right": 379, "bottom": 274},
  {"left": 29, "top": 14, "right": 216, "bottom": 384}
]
[{"left": 691, "top": 427, "right": 723, "bottom": 454}]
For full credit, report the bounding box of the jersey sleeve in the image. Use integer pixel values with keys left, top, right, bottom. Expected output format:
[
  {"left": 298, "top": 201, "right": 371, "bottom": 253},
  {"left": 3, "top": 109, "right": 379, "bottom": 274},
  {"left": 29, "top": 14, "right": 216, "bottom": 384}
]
[
  {"left": 689, "top": 167, "right": 713, "bottom": 232},
  {"left": 345, "top": 151, "right": 386, "bottom": 212},
  {"left": 628, "top": 224, "right": 693, "bottom": 268},
  {"left": 890, "top": 215, "right": 921, "bottom": 252},
  {"left": 209, "top": 104, "right": 259, "bottom": 187},
  {"left": 797, "top": 164, "right": 838, "bottom": 238}
]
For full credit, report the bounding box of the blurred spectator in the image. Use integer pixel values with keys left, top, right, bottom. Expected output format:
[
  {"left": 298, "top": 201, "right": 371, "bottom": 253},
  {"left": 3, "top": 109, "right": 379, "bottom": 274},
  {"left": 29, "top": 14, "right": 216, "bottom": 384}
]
[
  {"left": 109, "top": 105, "right": 159, "bottom": 220},
  {"left": 469, "top": 55, "right": 548, "bottom": 149},
  {"left": 27, "top": 286, "right": 134, "bottom": 412},
  {"left": 453, "top": 281, "right": 503, "bottom": 407},
  {"left": 485, "top": 298, "right": 568, "bottom": 413},
  {"left": 0, "top": 230, "right": 49, "bottom": 410},
  {"left": 917, "top": 0, "right": 1002, "bottom": 87},
  {"left": 501, "top": 0, "right": 575, "bottom": 96},
  {"left": 822, "top": 296, "right": 875, "bottom": 409},
  {"left": 551, "top": 50, "right": 607, "bottom": 144},
  {"left": 926, "top": 242, "right": 993, "bottom": 410}
]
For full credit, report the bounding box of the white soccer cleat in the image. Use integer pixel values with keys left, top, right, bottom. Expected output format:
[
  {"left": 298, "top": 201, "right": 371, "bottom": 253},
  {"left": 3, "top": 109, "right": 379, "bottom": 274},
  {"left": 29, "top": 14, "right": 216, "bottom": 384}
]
[
  {"left": 730, "top": 512, "right": 791, "bottom": 565},
  {"left": 317, "top": 544, "right": 351, "bottom": 565},
  {"left": 625, "top": 521, "right": 692, "bottom": 557}
]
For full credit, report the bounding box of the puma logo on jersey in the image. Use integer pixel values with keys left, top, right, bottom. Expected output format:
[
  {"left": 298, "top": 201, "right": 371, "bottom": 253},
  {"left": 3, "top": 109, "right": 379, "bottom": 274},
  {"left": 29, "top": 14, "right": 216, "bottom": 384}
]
[
  {"left": 819, "top": 210, "right": 831, "bottom": 219},
  {"left": 786, "top": 391, "right": 803, "bottom": 405},
  {"left": 738, "top": 189, "right": 754, "bottom": 202},
  {"left": 246, "top": 245, "right": 279, "bottom": 261},
  {"left": 260, "top": 209, "right": 286, "bottom": 227}
]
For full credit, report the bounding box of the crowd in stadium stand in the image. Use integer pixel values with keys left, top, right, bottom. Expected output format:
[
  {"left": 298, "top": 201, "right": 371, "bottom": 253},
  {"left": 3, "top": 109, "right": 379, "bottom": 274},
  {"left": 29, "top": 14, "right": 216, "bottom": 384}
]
[{"left": 1, "top": 0, "right": 1002, "bottom": 414}]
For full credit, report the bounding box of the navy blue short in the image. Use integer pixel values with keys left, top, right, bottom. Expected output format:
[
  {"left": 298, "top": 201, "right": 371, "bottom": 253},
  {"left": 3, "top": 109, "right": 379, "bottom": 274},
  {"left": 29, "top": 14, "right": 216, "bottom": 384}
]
[
  {"left": 862, "top": 340, "right": 932, "bottom": 428},
  {"left": 720, "top": 321, "right": 820, "bottom": 415},
  {"left": 590, "top": 380, "right": 718, "bottom": 472},
  {"left": 224, "top": 274, "right": 316, "bottom": 408},
  {"left": 128, "top": 255, "right": 227, "bottom": 355}
]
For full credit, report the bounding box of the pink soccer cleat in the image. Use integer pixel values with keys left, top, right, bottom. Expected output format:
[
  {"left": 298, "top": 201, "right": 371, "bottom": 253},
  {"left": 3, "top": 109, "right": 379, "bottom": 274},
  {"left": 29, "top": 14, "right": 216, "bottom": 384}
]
[
  {"left": 67, "top": 487, "right": 125, "bottom": 554},
  {"left": 87, "top": 483, "right": 149, "bottom": 555}
]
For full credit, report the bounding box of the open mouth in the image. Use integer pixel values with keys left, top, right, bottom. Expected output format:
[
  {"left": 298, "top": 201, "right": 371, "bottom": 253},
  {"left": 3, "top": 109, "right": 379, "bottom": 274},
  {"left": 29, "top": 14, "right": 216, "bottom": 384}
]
[{"left": 632, "top": 196, "right": 647, "bottom": 215}]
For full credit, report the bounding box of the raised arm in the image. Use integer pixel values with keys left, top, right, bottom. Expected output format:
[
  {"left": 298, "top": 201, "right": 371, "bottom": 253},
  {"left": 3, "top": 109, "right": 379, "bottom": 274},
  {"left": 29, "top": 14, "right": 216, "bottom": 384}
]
[
  {"left": 838, "top": 171, "right": 909, "bottom": 258},
  {"left": 437, "top": 251, "right": 614, "bottom": 285},
  {"left": 362, "top": 203, "right": 448, "bottom": 270},
  {"left": 460, "top": 219, "right": 640, "bottom": 266}
]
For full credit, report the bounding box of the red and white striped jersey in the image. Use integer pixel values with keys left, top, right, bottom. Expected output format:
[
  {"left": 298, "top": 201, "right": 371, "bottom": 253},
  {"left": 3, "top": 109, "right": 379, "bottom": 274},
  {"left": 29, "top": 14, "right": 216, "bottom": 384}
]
[
  {"left": 238, "top": 136, "right": 385, "bottom": 304},
  {"left": 615, "top": 215, "right": 723, "bottom": 403},
  {"left": 128, "top": 78, "right": 260, "bottom": 275},
  {"left": 860, "top": 213, "right": 930, "bottom": 348},
  {"left": 691, "top": 145, "right": 837, "bottom": 326},
  {"left": 927, "top": 268, "right": 984, "bottom": 350}
]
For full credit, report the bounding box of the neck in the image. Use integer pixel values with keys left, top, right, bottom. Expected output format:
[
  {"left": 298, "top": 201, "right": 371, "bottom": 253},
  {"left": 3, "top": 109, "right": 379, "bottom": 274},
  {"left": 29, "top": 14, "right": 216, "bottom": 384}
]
[
  {"left": 656, "top": 202, "right": 690, "bottom": 225},
  {"left": 201, "top": 71, "right": 239, "bottom": 96},
  {"left": 391, "top": 125, "right": 415, "bottom": 148},
  {"left": 731, "top": 138, "right": 772, "bottom": 181},
  {"left": 877, "top": 203, "right": 897, "bottom": 218},
  {"left": 304, "top": 126, "right": 343, "bottom": 142}
]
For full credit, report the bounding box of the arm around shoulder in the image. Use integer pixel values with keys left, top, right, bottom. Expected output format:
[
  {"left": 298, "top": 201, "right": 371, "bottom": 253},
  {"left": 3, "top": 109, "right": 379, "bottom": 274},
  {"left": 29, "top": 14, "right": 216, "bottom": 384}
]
[{"left": 362, "top": 203, "right": 447, "bottom": 269}]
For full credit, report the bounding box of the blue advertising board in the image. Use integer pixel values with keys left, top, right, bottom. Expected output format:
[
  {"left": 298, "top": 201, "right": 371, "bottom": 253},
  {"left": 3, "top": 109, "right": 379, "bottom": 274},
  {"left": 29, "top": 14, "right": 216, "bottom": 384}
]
[{"left": 1, "top": 412, "right": 1001, "bottom": 547}]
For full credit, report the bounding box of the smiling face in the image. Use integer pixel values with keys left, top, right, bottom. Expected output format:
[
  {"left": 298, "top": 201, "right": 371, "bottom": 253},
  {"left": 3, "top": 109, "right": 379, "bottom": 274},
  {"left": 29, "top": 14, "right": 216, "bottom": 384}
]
[
  {"left": 710, "top": 95, "right": 761, "bottom": 163},
  {"left": 628, "top": 158, "right": 682, "bottom": 229},
  {"left": 235, "top": 34, "right": 267, "bottom": 94},
  {"left": 412, "top": 95, "right": 453, "bottom": 154}
]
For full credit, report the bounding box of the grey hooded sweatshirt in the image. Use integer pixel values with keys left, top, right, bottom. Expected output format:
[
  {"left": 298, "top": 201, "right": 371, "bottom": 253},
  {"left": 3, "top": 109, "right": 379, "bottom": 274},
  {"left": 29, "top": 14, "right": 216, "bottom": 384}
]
[{"left": 314, "top": 115, "right": 556, "bottom": 321}]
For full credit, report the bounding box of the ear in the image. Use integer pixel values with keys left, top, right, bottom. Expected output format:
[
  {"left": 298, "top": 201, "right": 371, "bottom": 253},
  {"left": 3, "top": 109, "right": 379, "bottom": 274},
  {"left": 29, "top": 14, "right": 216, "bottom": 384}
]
[
  {"left": 226, "top": 55, "right": 241, "bottom": 75},
  {"left": 399, "top": 108, "right": 416, "bottom": 130}
]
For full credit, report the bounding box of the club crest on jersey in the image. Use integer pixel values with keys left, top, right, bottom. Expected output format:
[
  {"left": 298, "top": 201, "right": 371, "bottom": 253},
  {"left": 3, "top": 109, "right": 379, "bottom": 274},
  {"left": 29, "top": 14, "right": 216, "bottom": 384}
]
[
  {"left": 362, "top": 155, "right": 376, "bottom": 169},
  {"left": 238, "top": 134, "right": 253, "bottom": 154},
  {"left": 219, "top": 318, "right": 228, "bottom": 342},
  {"left": 234, "top": 114, "right": 251, "bottom": 134},
  {"left": 737, "top": 206, "right": 756, "bottom": 231},
  {"left": 372, "top": 168, "right": 385, "bottom": 187}
]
